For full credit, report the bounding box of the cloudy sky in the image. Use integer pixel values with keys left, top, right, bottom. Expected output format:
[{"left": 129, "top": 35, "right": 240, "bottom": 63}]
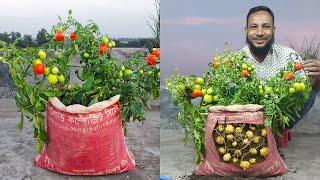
[
  {"left": 0, "top": 0, "right": 156, "bottom": 38},
  {"left": 161, "top": 0, "right": 320, "bottom": 78}
]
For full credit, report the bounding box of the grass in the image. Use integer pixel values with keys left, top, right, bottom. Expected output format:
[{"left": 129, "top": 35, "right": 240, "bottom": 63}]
[{"left": 286, "top": 35, "right": 320, "bottom": 60}]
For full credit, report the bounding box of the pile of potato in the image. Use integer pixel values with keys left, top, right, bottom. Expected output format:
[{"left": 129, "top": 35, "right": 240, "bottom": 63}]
[{"left": 213, "top": 124, "right": 269, "bottom": 170}]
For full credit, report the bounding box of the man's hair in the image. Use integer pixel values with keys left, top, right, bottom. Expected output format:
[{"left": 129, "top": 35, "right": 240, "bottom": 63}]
[{"left": 246, "top": 6, "right": 274, "bottom": 27}]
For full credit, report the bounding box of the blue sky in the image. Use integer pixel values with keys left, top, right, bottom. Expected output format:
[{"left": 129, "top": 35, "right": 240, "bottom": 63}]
[
  {"left": 0, "top": 0, "right": 156, "bottom": 38},
  {"left": 161, "top": 0, "right": 320, "bottom": 78}
]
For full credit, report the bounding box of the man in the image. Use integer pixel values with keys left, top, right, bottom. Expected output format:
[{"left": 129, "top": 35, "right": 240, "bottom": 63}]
[{"left": 240, "top": 6, "right": 319, "bottom": 130}]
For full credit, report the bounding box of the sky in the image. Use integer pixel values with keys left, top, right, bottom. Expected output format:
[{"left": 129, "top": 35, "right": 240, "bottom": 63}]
[
  {"left": 161, "top": 0, "right": 320, "bottom": 78},
  {"left": 0, "top": 0, "right": 156, "bottom": 38}
]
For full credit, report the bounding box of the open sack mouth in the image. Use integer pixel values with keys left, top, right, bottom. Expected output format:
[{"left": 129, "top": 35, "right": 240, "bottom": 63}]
[{"left": 213, "top": 123, "right": 269, "bottom": 170}]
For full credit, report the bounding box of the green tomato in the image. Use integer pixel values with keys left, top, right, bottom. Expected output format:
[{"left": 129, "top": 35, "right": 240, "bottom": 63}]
[
  {"left": 203, "top": 94, "right": 213, "bottom": 103},
  {"left": 120, "top": 65, "right": 126, "bottom": 71},
  {"left": 264, "top": 86, "right": 272, "bottom": 94},
  {"left": 207, "top": 87, "right": 214, "bottom": 95},
  {"left": 110, "top": 40, "right": 116, "bottom": 48},
  {"left": 193, "top": 84, "right": 201, "bottom": 90},
  {"left": 213, "top": 95, "right": 219, "bottom": 102},
  {"left": 157, "top": 72, "right": 160, "bottom": 79},
  {"left": 38, "top": 50, "right": 46, "bottom": 60},
  {"left": 299, "top": 83, "right": 306, "bottom": 91},
  {"left": 258, "top": 85, "right": 263, "bottom": 90},
  {"left": 101, "top": 36, "right": 109, "bottom": 44},
  {"left": 147, "top": 71, "right": 153, "bottom": 76},
  {"left": 124, "top": 69, "right": 133, "bottom": 76},
  {"left": 139, "top": 69, "right": 144, "bottom": 75},
  {"left": 47, "top": 74, "right": 58, "bottom": 84},
  {"left": 58, "top": 74, "right": 65, "bottom": 83},
  {"left": 33, "top": 59, "right": 42, "bottom": 66},
  {"left": 45, "top": 67, "right": 51, "bottom": 75},
  {"left": 196, "top": 77, "right": 204, "bottom": 85},
  {"left": 259, "top": 89, "right": 264, "bottom": 95},
  {"left": 83, "top": 52, "right": 90, "bottom": 59},
  {"left": 118, "top": 71, "right": 123, "bottom": 78},
  {"left": 201, "top": 89, "right": 207, "bottom": 95},
  {"left": 293, "top": 83, "right": 301, "bottom": 91},
  {"left": 51, "top": 67, "right": 59, "bottom": 74},
  {"left": 289, "top": 87, "right": 296, "bottom": 94},
  {"left": 35, "top": 101, "right": 46, "bottom": 112},
  {"left": 241, "top": 63, "right": 248, "bottom": 69}
]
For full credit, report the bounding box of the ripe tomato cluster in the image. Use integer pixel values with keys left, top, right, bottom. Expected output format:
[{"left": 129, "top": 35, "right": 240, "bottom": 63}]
[
  {"left": 190, "top": 78, "right": 220, "bottom": 103},
  {"left": 281, "top": 62, "right": 306, "bottom": 94},
  {"left": 32, "top": 50, "right": 65, "bottom": 84},
  {"left": 146, "top": 48, "right": 160, "bottom": 66},
  {"left": 55, "top": 31, "right": 78, "bottom": 42},
  {"left": 283, "top": 62, "right": 303, "bottom": 81},
  {"left": 240, "top": 63, "right": 255, "bottom": 78},
  {"left": 33, "top": 51, "right": 46, "bottom": 75},
  {"left": 54, "top": 31, "right": 116, "bottom": 56}
]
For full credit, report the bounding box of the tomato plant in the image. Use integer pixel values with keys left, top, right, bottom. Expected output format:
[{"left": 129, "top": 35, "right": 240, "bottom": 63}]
[
  {"left": 166, "top": 46, "right": 311, "bottom": 164},
  {"left": 0, "top": 10, "right": 160, "bottom": 154}
]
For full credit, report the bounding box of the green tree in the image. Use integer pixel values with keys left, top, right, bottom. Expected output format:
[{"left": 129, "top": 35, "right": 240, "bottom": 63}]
[
  {"left": 146, "top": 0, "right": 160, "bottom": 50},
  {"left": 9, "top": 31, "right": 21, "bottom": 43},
  {"left": 0, "top": 32, "right": 10, "bottom": 43},
  {"left": 36, "top": 28, "right": 48, "bottom": 46},
  {"left": 22, "top": 35, "right": 34, "bottom": 47}
]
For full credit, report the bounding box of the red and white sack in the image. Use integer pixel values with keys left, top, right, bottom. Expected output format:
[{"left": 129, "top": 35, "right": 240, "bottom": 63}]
[
  {"left": 195, "top": 104, "right": 287, "bottom": 177},
  {"left": 35, "top": 95, "right": 135, "bottom": 175}
]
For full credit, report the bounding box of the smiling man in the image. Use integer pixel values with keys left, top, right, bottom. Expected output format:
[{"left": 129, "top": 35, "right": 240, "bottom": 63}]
[
  {"left": 241, "top": 6, "right": 320, "bottom": 87},
  {"left": 240, "top": 6, "right": 319, "bottom": 141}
]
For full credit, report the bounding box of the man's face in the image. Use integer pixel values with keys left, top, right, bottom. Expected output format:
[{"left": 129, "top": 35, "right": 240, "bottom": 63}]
[{"left": 246, "top": 11, "right": 275, "bottom": 54}]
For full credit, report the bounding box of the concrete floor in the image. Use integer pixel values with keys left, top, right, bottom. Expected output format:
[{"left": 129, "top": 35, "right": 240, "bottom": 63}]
[
  {"left": 0, "top": 105, "right": 160, "bottom": 180},
  {"left": 160, "top": 129, "right": 320, "bottom": 180}
]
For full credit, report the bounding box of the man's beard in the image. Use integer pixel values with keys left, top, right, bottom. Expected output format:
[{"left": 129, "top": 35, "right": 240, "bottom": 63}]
[{"left": 246, "top": 35, "right": 274, "bottom": 57}]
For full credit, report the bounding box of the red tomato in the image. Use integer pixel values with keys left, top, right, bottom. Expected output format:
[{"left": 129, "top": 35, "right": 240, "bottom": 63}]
[
  {"left": 69, "top": 32, "right": 78, "bottom": 40},
  {"left": 55, "top": 31, "right": 64, "bottom": 42},
  {"left": 287, "top": 73, "right": 295, "bottom": 80},
  {"left": 33, "top": 64, "right": 45, "bottom": 74},
  {"left": 241, "top": 69, "right": 250, "bottom": 77},
  {"left": 151, "top": 49, "right": 160, "bottom": 58},
  {"left": 146, "top": 54, "right": 157, "bottom": 65},
  {"left": 213, "top": 61, "right": 220, "bottom": 69},
  {"left": 99, "top": 44, "right": 109, "bottom": 55},
  {"left": 192, "top": 89, "right": 202, "bottom": 98},
  {"left": 294, "top": 62, "right": 303, "bottom": 71},
  {"left": 283, "top": 71, "right": 295, "bottom": 81}
]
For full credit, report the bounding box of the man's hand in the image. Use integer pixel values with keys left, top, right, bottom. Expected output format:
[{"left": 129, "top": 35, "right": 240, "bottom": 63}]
[{"left": 303, "top": 59, "right": 320, "bottom": 91}]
